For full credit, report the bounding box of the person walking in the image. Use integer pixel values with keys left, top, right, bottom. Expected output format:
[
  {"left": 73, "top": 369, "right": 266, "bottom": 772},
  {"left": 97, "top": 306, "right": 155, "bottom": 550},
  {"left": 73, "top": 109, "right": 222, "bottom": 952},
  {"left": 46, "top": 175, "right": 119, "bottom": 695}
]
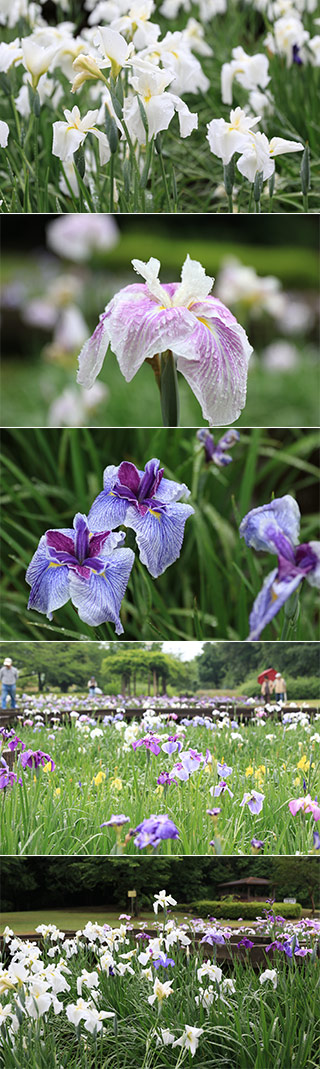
[
  {"left": 261, "top": 677, "right": 271, "bottom": 704},
  {"left": 274, "top": 673, "right": 287, "bottom": 703},
  {"left": 0, "top": 658, "right": 19, "bottom": 709},
  {"left": 88, "top": 676, "right": 97, "bottom": 698}
]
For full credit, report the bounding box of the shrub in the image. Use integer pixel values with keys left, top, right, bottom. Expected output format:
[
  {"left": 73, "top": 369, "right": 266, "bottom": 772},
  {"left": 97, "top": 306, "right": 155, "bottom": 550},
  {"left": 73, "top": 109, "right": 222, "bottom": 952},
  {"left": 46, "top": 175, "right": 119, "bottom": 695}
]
[
  {"left": 181, "top": 900, "right": 302, "bottom": 920},
  {"left": 239, "top": 676, "right": 320, "bottom": 702}
]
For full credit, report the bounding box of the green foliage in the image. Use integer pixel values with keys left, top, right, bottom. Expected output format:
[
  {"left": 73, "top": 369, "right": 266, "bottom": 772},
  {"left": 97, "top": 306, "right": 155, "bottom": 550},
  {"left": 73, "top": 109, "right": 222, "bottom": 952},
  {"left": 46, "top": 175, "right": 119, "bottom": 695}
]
[
  {"left": 197, "top": 641, "right": 320, "bottom": 689},
  {"left": 185, "top": 901, "right": 303, "bottom": 920},
  {"left": 240, "top": 675, "right": 320, "bottom": 701}
]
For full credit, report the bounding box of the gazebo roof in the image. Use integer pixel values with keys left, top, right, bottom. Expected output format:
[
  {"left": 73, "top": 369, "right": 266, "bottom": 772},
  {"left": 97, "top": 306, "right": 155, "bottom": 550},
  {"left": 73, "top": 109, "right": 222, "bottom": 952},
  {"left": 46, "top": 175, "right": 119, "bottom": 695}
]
[{"left": 218, "top": 877, "right": 270, "bottom": 887}]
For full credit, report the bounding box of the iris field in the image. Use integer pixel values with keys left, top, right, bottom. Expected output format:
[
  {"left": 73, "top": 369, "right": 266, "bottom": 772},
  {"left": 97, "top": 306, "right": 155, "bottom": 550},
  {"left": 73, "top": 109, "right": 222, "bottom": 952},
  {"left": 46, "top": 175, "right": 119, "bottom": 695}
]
[
  {"left": 1, "top": 700, "right": 319, "bottom": 855},
  {"left": 0, "top": 906, "right": 319, "bottom": 1068},
  {"left": 0, "top": 0, "right": 319, "bottom": 214},
  {"left": 1, "top": 427, "right": 319, "bottom": 641}
]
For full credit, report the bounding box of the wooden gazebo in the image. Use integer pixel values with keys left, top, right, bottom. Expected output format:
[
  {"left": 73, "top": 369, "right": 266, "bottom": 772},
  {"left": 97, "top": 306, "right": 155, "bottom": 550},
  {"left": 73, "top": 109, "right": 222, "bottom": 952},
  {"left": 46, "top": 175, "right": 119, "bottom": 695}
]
[{"left": 218, "top": 877, "right": 272, "bottom": 901}]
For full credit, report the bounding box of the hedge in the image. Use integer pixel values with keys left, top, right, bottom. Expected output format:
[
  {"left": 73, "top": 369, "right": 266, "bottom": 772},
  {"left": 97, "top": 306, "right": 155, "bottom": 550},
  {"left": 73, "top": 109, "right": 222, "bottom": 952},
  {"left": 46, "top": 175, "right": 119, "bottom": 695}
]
[
  {"left": 180, "top": 900, "right": 303, "bottom": 920},
  {"left": 239, "top": 676, "right": 320, "bottom": 702}
]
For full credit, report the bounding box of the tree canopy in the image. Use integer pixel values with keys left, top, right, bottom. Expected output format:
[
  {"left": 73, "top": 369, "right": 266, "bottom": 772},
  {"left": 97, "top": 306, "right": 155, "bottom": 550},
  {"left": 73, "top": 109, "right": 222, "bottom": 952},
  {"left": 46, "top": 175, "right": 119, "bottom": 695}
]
[{"left": 1, "top": 857, "right": 318, "bottom": 911}]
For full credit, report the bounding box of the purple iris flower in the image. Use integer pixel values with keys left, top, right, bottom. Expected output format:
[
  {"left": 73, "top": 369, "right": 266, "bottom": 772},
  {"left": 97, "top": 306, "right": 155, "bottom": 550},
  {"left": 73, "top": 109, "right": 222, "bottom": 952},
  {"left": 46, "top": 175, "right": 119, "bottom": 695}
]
[
  {"left": 161, "top": 736, "right": 181, "bottom": 755},
  {"left": 26, "top": 512, "right": 134, "bottom": 633},
  {"left": 313, "top": 830, "right": 320, "bottom": 850},
  {"left": 292, "top": 44, "right": 303, "bottom": 65},
  {"left": 133, "top": 813, "right": 179, "bottom": 850},
  {"left": 207, "top": 807, "right": 221, "bottom": 818},
  {"left": 237, "top": 938, "right": 254, "bottom": 949},
  {"left": 153, "top": 954, "right": 175, "bottom": 969},
  {"left": 157, "top": 771, "right": 177, "bottom": 786},
  {"left": 251, "top": 837, "right": 264, "bottom": 851},
  {"left": 0, "top": 768, "right": 18, "bottom": 788},
  {"left": 197, "top": 429, "right": 240, "bottom": 466},
  {"left": 100, "top": 814, "right": 130, "bottom": 828},
  {"left": 211, "top": 780, "right": 234, "bottom": 798},
  {"left": 240, "top": 790, "right": 265, "bottom": 814},
  {"left": 201, "top": 930, "right": 225, "bottom": 946},
  {"left": 88, "top": 459, "right": 194, "bottom": 579},
  {"left": 132, "top": 736, "right": 161, "bottom": 756},
  {"left": 240, "top": 495, "right": 320, "bottom": 639},
  {"left": 7, "top": 735, "right": 25, "bottom": 752},
  {"left": 217, "top": 761, "right": 232, "bottom": 778},
  {"left": 266, "top": 940, "right": 285, "bottom": 953},
  {"left": 20, "top": 749, "right": 55, "bottom": 770}
]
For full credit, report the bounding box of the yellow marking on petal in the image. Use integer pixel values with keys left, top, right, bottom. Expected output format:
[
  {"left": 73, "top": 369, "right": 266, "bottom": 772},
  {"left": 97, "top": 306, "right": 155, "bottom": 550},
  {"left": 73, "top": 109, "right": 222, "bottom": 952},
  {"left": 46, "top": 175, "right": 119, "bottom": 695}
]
[
  {"left": 149, "top": 509, "right": 161, "bottom": 519},
  {"left": 197, "top": 315, "right": 213, "bottom": 331},
  {"left": 271, "top": 588, "right": 278, "bottom": 602},
  {"left": 49, "top": 562, "right": 62, "bottom": 568}
]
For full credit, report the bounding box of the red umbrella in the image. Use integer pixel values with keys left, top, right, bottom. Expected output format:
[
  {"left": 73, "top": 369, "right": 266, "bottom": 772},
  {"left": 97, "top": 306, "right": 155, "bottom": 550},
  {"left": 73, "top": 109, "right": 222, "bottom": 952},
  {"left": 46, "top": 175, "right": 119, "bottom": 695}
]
[{"left": 257, "top": 669, "right": 277, "bottom": 684}]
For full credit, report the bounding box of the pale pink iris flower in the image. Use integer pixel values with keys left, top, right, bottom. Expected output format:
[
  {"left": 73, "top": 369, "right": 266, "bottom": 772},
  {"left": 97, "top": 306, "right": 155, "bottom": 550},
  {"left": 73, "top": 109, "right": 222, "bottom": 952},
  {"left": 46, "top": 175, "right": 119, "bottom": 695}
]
[{"left": 77, "top": 255, "right": 253, "bottom": 426}]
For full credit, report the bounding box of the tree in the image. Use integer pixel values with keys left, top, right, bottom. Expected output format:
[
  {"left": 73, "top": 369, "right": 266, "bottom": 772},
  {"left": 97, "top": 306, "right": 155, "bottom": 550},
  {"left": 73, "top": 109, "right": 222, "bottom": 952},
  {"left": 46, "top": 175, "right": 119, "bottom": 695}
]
[
  {"left": 0, "top": 643, "right": 103, "bottom": 692},
  {"left": 271, "top": 858, "right": 320, "bottom": 911}
]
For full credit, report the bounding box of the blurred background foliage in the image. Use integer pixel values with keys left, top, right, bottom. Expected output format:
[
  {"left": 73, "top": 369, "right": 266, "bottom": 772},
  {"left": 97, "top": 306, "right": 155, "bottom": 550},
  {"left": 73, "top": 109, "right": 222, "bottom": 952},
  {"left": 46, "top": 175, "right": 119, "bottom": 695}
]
[
  {"left": 0, "top": 640, "right": 318, "bottom": 700},
  {"left": 1, "top": 856, "right": 319, "bottom": 913},
  {"left": 1, "top": 215, "right": 319, "bottom": 428},
  {"left": 1, "top": 427, "right": 319, "bottom": 642}
]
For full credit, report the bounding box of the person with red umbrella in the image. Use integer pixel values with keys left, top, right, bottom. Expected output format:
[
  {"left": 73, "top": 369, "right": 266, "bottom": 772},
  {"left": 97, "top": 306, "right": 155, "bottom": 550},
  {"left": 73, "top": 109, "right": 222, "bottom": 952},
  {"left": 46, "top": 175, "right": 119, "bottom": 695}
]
[{"left": 257, "top": 668, "right": 277, "bottom": 705}]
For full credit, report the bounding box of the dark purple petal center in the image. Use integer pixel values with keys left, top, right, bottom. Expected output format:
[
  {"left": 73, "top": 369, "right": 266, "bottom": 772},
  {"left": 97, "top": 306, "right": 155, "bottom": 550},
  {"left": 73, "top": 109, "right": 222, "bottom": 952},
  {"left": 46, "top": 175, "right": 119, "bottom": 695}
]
[
  {"left": 46, "top": 518, "right": 111, "bottom": 575},
  {"left": 114, "top": 458, "right": 165, "bottom": 508}
]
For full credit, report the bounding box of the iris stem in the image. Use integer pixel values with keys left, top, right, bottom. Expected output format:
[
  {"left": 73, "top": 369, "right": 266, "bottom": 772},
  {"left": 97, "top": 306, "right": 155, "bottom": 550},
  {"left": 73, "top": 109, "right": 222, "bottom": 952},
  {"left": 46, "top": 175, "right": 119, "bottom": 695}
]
[{"left": 159, "top": 350, "right": 180, "bottom": 427}]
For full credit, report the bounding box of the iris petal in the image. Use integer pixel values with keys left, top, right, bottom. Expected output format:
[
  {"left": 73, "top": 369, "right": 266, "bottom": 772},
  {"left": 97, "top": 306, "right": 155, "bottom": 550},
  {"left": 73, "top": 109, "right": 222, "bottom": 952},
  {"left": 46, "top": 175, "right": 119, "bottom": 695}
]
[
  {"left": 240, "top": 495, "right": 301, "bottom": 552},
  {"left": 125, "top": 502, "right": 194, "bottom": 578},
  {"left": 176, "top": 317, "right": 252, "bottom": 425},
  {"left": 248, "top": 568, "right": 302, "bottom": 640},
  {"left": 26, "top": 537, "right": 70, "bottom": 620},
  {"left": 69, "top": 548, "right": 134, "bottom": 632}
]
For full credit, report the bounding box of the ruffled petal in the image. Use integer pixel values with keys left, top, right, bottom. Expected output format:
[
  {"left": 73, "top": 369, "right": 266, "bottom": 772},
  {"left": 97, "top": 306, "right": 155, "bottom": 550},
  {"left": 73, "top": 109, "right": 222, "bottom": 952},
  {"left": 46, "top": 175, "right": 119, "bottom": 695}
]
[
  {"left": 154, "top": 477, "right": 191, "bottom": 503},
  {"left": 69, "top": 548, "right": 135, "bottom": 631},
  {"left": 248, "top": 568, "right": 302, "bottom": 640},
  {"left": 176, "top": 315, "right": 252, "bottom": 425},
  {"left": 88, "top": 489, "right": 128, "bottom": 531},
  {"left": 240, "top": 496, "right": 301, "bottom": 552},
  {"left": 107, "top": 287, "right": 196, "bottom": 382},
  {"left": 125, "top": 502, "right": 194, "bottom": 578},
  {"left": 26, "top": 537, "right": 70, "bottom": 620},
  {"left": 93, "top": 530, "right": 126, "bottom": 563},
  {"left": 306, "top": 542, "right": 320, "bottom": 589},
  {"left": 77, "top": 312, "right": 111, "bottom": 389}
]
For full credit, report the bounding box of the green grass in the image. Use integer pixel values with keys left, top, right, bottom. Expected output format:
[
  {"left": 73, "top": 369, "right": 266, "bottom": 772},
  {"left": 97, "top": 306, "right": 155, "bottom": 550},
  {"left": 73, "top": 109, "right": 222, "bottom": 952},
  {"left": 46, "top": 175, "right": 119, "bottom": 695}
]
[
  {"left": 0, "top": 908, "right": 184, "bottom": 933},
  {"left": 1, "top": 909, "right": 314, "bottom": 934}
]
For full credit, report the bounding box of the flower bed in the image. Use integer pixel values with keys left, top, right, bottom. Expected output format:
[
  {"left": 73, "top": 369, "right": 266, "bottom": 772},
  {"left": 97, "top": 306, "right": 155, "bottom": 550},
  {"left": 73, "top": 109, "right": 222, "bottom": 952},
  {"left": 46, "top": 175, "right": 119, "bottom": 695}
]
[
  {"left": 0, "top": 898, "right": 319, "bottom": 1068},
  {"left": 1, "top": 698, "right": 319, "bottom": 855},
  {"left": 0, "top": 0, "right": 319, "bottom": 214}
]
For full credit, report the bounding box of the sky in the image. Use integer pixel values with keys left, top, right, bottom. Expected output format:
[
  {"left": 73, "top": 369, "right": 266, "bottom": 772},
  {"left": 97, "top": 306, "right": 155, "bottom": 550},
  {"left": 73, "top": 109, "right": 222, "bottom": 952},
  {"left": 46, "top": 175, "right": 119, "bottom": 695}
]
[{"left": 161, "top": 642, "right": 204, "bottom": 661}]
